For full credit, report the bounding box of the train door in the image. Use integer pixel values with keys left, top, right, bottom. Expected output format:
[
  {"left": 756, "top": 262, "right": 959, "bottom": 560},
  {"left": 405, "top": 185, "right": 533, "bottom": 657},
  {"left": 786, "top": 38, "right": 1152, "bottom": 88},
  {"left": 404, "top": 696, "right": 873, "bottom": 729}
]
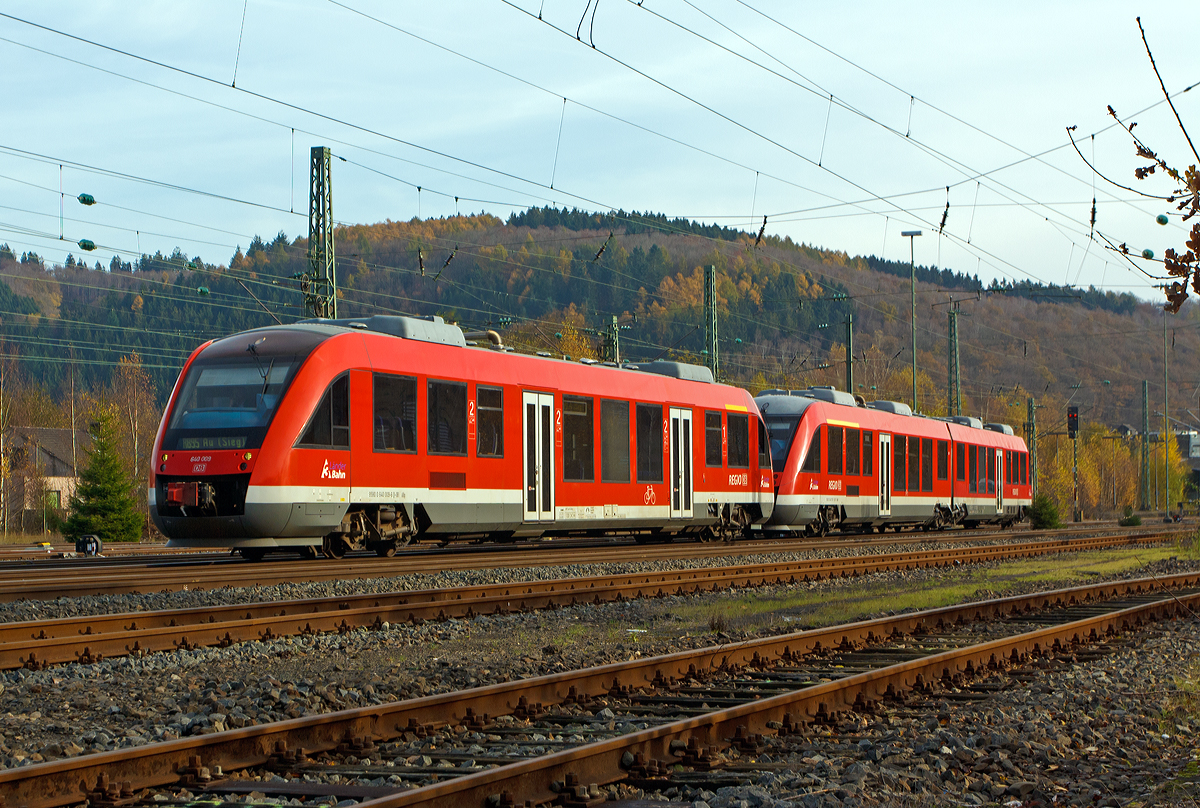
[
  {"left": 522, "top": 392, "right": 555, "bottom": 522},
  {"left": 995, "top": 449, "right": 1004, "bottom": 514},
  {"left": 669, "top": 407, "right": 693, "bottom": 519},
  {"left": 878, "top": 433, "right": 892, "bottom": 516}
]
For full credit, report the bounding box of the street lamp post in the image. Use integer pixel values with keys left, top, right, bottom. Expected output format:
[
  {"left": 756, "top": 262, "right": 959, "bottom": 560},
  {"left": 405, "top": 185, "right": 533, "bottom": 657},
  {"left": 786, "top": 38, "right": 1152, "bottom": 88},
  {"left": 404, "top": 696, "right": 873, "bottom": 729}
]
[{"left": 902, "top": 230, "right": 922, "bottom": 412}]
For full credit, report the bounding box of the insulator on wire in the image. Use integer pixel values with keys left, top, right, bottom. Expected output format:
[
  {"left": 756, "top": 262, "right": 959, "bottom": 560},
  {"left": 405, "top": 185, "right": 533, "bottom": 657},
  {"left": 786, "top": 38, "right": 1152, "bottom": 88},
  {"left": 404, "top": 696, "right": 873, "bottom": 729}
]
[{"left": 593, "top": 232, "right": 613, "bottom": 262}]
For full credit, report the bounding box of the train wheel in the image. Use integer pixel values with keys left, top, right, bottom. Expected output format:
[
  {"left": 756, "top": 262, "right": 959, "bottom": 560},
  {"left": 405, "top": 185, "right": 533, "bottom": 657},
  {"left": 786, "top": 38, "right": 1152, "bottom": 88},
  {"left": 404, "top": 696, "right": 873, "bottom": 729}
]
[
  {"left": 375, "top": 543, "right": 397, "bottom": 558},
  {"left": 323, "top": 536, "right": 348, "bottom": 559}
]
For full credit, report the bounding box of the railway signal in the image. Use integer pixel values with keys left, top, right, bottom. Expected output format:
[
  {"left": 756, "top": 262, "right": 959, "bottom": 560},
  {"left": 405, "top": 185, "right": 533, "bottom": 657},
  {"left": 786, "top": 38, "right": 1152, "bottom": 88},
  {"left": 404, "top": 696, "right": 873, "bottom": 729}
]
[{"left": 1067, "top": 406, "right": 1079, "bottom": 438}]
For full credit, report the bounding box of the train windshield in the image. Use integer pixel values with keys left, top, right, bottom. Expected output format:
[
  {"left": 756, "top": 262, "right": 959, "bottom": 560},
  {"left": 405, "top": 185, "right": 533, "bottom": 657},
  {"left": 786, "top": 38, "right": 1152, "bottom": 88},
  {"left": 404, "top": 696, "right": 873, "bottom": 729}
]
[
  {"left": 168, "top": 361, "right": 294, "bottom": 435},
  {"left": 764, "top": 416, "right": 800, "bottom": 473},
  {"left": 163, "top": 328, "right": 325, "bottom": 451}
]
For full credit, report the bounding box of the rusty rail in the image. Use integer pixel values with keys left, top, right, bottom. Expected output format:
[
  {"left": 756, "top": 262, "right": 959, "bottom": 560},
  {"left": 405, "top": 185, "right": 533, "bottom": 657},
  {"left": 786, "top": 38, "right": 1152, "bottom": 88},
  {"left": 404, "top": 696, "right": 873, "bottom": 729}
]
[
  {"left": 0, "top": 531, "right": 1174, "bottom": 671},
  {"left": 2, "top": 569, "right": 1196, "bottom": 808},
  {"left": 0, "top": 524, "right": 1182, "bottom": 603}
]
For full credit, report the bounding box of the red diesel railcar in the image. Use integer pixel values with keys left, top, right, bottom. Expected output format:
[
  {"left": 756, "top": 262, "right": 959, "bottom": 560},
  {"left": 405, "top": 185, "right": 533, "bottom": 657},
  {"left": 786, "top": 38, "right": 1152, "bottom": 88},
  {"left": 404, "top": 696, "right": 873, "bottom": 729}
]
[
  {"left": 150, "top": 315, "right": 774, "bottom": 558},
  {"left": 757, "top": 388, "right": 1031, "bottom": 534}
]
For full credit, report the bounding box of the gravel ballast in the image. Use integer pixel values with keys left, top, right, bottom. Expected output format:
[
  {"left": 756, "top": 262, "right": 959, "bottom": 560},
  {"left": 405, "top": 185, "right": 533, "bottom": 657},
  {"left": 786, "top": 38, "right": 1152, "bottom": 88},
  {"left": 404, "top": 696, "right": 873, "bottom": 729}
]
[{"left": 0, "top": 543, "right": 1194, "bottom": 808}]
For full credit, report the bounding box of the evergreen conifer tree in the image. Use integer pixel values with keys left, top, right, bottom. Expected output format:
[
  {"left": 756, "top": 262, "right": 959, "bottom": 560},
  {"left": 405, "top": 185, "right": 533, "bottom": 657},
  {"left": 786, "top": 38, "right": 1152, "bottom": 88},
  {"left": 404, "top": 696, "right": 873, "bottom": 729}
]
[{"left": 63, "top": 413, "right": 141, "bottom": 543}]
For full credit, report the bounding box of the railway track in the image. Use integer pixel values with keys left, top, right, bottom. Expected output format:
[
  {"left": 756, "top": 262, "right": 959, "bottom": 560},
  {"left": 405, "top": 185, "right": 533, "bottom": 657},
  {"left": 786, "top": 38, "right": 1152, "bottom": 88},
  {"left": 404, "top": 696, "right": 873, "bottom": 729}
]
[
  {"left": 0, "top": 530, "right": 1179, "bottom": 672},
  {"left": 3, "top": 569, "right": 1196, "bottom": 807},
  {"left": 0, "top": 524, "right": 1182, "bottom": 602}
]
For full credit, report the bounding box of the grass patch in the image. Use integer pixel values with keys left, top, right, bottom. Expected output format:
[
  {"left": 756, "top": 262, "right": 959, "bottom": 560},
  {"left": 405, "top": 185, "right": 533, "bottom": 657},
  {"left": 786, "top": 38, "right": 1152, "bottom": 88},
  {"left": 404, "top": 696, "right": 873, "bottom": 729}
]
[
  {"left": 0, "top": 532, "right": 62, "bottom": 546},
  {"left": 666, "top": 546, "right": 1188, "bottom": 636},
  {"left": 1177, "top": 530, "right": 1200, "bottom": 560}
]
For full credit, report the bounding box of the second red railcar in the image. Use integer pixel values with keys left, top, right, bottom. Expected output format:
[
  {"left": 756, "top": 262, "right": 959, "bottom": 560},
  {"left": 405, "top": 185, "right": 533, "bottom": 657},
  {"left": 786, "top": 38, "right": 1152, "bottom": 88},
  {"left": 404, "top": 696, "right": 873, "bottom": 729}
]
[{"left": 757, "top": 388, "right": 1031, "bottom": 534}]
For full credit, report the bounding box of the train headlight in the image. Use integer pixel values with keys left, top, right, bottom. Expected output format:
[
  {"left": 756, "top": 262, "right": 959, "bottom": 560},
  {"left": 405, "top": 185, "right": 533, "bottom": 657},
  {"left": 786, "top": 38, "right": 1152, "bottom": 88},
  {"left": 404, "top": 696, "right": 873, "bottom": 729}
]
[
  {"left": 244, "top": 452, "right": 253, "bottom": 460},
  {"left": 161, "top": 453, "right": 169, "bottom": 462}
]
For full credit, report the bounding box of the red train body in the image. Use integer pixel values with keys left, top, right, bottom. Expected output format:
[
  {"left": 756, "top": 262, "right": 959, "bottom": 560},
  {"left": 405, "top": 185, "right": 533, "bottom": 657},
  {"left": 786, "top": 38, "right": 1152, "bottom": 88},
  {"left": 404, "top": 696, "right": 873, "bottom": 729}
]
[
  {"left": 150, "top": 316, "right": 774, "bottom": 557},
  {"left": 757, "top": 388, "right": 1031, "bottom": 534}
]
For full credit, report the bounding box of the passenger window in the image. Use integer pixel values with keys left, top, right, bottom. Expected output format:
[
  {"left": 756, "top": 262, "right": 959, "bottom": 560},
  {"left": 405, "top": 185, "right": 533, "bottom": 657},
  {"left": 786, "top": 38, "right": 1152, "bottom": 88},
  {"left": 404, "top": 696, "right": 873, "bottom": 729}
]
[
  {"left": 705, "top": 411, "right": 723, "bottom": 467},
  {"left": 427, "top": 380, "right": 467, "bottom": 455},
  {"left": 601, "top": 399, "right": 630, "bottom": 482},
  {"left": 636, "top": 403, "right": 664, "bottom": 483},
  {"left": 476, "top": 386, "right": 503, "bottom": 458},
  {"left": 986, "top": 450, "right": 996, "bottom": 493},
  {"left": 299, "top": 373, "right": 349, "bottom": 448},
  {"left": 562, "top": 396, "right": 594, "bottom": 482},
  {"left": 893, "top": 435, "right": 907, "bottom": 491},
  {"left": 968, "top": 444, "right": 978, "bottom": 493},
  {"left": 908, "top": 436, "right": 920, "bottom": 493},
  {"left": 846, "top": 428, "right": 860, "bottom": 475},
  {"left": 757, "top": 418, "right": 769, "bottom": 468},
  {"left": 827, "top": 426, "right": 844, "bottom": 474},
  {"left": 862, "top": 431, "right": 873, "bottom": 476},
  {"left": 956, "top": 443, "right": 966, "bottom": 481},
  {"left": 1020, "top": 452, "right": 1028, "bottom": 485},
  {"left": 727, "top": 413, "right": 750, "bottom": 469},
  {"left": 800, "top": 426, "right": 822, "bottom": 473},
  {"left": 921, "top": 438, "right": 933, "bottom": 491},
  {"left": 937, "top": 440, "right": 948, "bottom": 480},
  {"left": 373, "top": 373, "right": 416, "bottom": 453}
]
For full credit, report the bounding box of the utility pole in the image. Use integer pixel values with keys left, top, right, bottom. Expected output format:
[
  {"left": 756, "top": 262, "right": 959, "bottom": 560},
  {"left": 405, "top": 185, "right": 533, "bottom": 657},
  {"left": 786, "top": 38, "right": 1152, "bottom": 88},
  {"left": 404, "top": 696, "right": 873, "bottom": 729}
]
[
  {"left": 845, "top": 312, "right": 854, "bottom": 394},
  {"left": 1068, "top": 405, "right": 1079, "bottom": 522},
  {"left": 902, "top": 230, "right": 922, "bottom": 412},
  {"left": 1164, "top": 315, "right": 1171, "bottom": 515},
  {"left": 947, "top": 303, "right": 962, "bottom": 416},
  {"left": 703, "top": 265, "right": 719, "bottom": 381},
  {"left": 1141, "top": 380, "right": 1150, "bottom": 510},
  {"left": 605, "top": 316, "right": 621, "bottom": 364},
  {"left": 298, "top": 146, "right": 336, "bottom": 319},
  {"left": 1026, "top": 397, "right": 1037, "bottom": 498}
]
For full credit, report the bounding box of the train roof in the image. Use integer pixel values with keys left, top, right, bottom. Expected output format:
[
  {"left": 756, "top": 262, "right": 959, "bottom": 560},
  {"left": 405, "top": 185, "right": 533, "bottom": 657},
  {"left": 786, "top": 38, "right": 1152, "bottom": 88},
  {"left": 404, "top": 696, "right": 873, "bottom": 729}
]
[
  {"left": 755, "top": 390, "right": 1024, "bottom": 447},
  {"left": 219, "top": 314, "right": 730, "bottom": 397}
]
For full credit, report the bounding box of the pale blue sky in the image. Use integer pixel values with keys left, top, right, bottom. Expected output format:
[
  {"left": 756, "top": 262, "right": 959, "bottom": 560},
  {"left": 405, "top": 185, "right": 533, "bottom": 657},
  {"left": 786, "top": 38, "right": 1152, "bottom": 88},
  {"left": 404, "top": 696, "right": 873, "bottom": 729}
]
[{"left": 1, "top": 1, "right": 1197, "bottom": 299}]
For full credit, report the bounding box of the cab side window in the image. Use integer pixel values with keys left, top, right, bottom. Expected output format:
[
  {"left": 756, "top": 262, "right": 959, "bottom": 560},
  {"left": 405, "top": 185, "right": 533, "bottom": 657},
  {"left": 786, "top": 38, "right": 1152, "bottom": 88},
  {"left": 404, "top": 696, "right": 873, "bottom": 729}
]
[
  {"left": 298, "top": 374, "right": 349, "bottom": 448},
  {"left": 800, "top": 426, "right": 822, "bottom": 473}
]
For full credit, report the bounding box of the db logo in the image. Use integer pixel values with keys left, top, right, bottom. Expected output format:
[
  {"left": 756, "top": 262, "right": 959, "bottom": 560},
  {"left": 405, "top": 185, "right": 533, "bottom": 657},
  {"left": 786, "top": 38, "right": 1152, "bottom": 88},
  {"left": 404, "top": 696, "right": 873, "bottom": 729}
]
[
  {"left": 321, "top": 459, "right": 347, "bottom": 480},
  {"left": 192, "top": 463, "right": 206, "bottom": 473}
]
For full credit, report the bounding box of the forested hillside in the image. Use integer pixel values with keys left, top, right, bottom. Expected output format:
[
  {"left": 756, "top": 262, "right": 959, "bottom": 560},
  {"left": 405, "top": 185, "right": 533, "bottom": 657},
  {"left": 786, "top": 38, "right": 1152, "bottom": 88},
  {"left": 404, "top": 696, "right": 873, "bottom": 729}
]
[{"left": 0, "top": 207, "right": 1195, "bottom": 520}]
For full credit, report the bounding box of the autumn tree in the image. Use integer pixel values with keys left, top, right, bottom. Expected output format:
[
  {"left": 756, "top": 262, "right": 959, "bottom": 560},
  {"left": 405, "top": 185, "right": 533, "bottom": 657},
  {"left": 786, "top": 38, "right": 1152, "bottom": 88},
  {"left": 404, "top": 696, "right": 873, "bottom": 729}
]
[{"left": 1072, "top": 18, "right": 1199, "bottom": 312}]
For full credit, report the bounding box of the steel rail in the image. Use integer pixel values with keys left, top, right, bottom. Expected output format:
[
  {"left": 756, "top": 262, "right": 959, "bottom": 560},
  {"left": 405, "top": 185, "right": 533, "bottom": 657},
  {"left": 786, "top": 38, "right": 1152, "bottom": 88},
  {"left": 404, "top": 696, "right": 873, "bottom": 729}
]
[
  {"left": 2, "top": 570, "right": 1197, "bottom": 808},
  {"left": 0, "top": 525, "right": 1183, "bottom": 604},
  {"left": 365, "top": 583, "right": 1200, "bottom": 808},
  {"left": 0, "top": 531, "right": 1173, "bottom": 671}
]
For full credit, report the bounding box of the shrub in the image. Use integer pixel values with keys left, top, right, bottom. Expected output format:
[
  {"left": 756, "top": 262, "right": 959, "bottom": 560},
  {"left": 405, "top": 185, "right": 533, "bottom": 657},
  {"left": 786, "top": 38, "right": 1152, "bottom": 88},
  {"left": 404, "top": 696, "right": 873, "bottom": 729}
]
[
  {"left": 1027, "top": 494, "right": 1064, "bottom": 530},
  {"left": 1118, "top": 513, "right": 1142, "bottom": 527}
]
